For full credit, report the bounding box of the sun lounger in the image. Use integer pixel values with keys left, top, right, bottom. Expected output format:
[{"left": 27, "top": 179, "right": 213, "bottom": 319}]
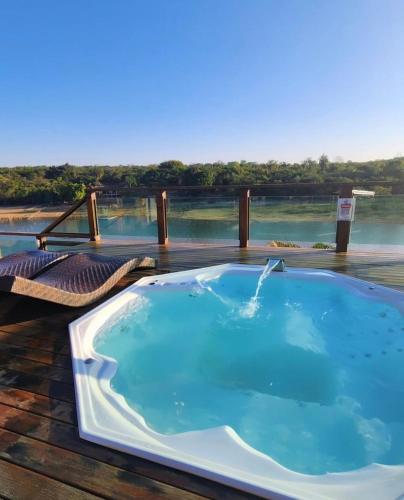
[
  {"left": 0, "top": 250, "right": 69, "bottom": 278},
  {"left": 0, "top": 253, "right": 156, "bottom": 307}
]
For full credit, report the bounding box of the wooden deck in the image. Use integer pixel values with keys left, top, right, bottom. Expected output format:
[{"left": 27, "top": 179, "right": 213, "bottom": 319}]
[
  {"left": 76, "top": 239, "right": 404, "bottom": 291},
  {"left": 0, "top": 241, "right": 404, "bottom": 499}
]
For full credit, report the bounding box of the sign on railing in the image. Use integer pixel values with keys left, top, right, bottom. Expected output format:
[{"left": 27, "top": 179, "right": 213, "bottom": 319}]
[{"left": 337, "top": 197, "right": 356, "bottom": 222}]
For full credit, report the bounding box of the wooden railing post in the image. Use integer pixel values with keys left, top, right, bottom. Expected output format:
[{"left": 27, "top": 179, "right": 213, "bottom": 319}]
[
  {"left": 239, "top": 188, "right": 250, "bottom": 248},
  {"left": 87, "top": 191, "right": 100, "bottom": 242},
  {"left": 336, "top": 185, "right": 353, "bottom": 253},
  {"left": 36, "top": 235, "right": 47, "bottom": 250},
  {"left": 156, "top": 190, "right": 168, "bottom": 245}
]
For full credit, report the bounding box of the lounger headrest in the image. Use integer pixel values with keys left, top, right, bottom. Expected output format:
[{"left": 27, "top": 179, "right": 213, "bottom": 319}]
[{"left": 0, "top": 250, "right": 69, "bottom": 278}]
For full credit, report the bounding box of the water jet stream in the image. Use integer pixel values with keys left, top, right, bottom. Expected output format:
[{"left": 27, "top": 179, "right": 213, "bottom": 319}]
[{"left": 240, "top": 259, "right": 283, "bottom": 318}]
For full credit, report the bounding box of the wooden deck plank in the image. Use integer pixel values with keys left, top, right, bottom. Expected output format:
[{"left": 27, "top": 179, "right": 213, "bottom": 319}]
[
  {"left": 0, "top": 331, "right": 69, "bottom": 354},
  {"left": 0, "top": 459, "right": 101, "bottom": 500},
  {"left": 0, "top": 403, "right": 253, "bottom": 500},
  {"left": 0, "top": 429, "right": 202, "bottom": 500},
  {"left": 0, "top": 355, "right": 73, "bottom": 385},
  {"left": 0, "top": 368, "right": 75, "bottom": 403},
  {"left": 0, "top": 325, "right": 67, "bottom": 341},
  {"left": 0, "top": 342, "right": 71, "bottom": 368},
  {"left": 0, "top": 240, "right": 403, "bottom": 499},
  {"left": 0, "top": 384, "right": 75, "bottom": 425}
]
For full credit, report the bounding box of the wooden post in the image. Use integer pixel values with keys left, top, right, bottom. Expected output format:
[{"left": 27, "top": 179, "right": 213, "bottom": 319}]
[
  {"left": 239, "top": 188, "right": 250, "bottom": 248},
  {"left": 87, "top": 191, "right": 100, "bottom": 242},
  {"left": 36, "top": 235, "right": 47, "bottom": 250},
  {"left": 156, "top": 190, "right": 168, "bottom": 245},
  {"left": 336, "top": 185, "right": 353, "bottom": 253}
]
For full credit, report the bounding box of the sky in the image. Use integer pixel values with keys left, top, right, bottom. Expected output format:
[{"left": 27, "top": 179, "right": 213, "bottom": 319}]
[{"left": 0, "top": 0, "right": 403, "bottom": 166}]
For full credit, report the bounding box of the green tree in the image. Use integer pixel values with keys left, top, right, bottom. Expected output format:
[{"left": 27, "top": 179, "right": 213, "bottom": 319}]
[{"left": 319, "top": 154, "right": 329, "bottom": 169}]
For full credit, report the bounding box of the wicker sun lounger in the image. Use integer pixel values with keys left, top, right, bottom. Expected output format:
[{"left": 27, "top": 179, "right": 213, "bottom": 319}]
[
  {"left": 0, "top": 253, "right": 156, "bottom": 307},
  {"left": 0, "top": 250, "right": 69, "bottom": 278}
]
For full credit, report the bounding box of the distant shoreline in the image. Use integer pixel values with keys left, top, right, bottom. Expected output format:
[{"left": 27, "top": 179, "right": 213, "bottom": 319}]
[{"left": 0, "top": 205, "right": 66, "bottom": 220}]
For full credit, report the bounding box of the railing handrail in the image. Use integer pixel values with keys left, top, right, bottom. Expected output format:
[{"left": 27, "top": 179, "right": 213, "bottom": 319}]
[
  {"left": 90, "top": 180, "right": 404, "bottom": 194},
  {"left": 40, "top": 232, "right": 91, "bottom": 239},
  {"left": 0, "top": 231, "right": 38, "bottom": 237},
  {"left": 0, "top": 193, "right": 97, "bottom": 248}
]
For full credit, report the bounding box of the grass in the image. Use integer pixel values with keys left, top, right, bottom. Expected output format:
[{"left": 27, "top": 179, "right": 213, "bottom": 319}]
[{"left": 268, "top": 241, "right": 301, "bottom": 248}]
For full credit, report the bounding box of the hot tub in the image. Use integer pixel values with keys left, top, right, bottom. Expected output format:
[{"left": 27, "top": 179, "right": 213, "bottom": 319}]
[{"left": 69, "top": 263, "right": 404, "bottom": 499}]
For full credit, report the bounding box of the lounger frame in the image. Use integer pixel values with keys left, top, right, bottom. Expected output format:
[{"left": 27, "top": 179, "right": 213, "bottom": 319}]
[{"left": 0, "top": 256, "right": 156, "bottom": 307}]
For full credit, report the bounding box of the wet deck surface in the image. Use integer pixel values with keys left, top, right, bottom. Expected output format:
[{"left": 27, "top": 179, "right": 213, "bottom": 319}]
[
  {"left": 0, "top": 241, "right": 403, "bottom": 499},
  {"left": 77, "top": 240, "right": 404, "bottom": 291}
]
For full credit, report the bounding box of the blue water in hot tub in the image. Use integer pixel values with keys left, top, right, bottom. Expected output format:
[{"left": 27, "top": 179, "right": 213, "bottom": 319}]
[{"left": 94, "top": 269, "right": 404, "bottom": 475}]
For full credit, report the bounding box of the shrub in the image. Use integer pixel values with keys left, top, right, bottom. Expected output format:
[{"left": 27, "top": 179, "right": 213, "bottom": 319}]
[
  {"left": 268, "top": 240, "right": 301, "bottom": 248},
  {"left": 312, "top": 242, "right": 333, "bottom": 249}
]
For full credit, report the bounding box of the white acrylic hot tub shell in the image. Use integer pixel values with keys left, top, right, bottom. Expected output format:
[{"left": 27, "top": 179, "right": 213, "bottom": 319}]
[{"left": 69, "top": 264, "right": 404, "bottom": 500}]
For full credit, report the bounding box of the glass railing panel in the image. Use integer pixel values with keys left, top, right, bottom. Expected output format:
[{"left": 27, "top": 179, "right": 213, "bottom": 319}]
[
  {"left": 96, "top": 194, "right": 157, "bottom": 240},
  {"left": 250, "top": 196, "right": 338, "bottom": 247},
  {"left": 0, "top": 205, "right": 62, "bottom": 234},
  {"left": 167, "top": 196, "right": 239, "bottom": 242},
  {"left": 351, "top": 195, "right": 404, "bottom": 250},
  {"left": 49, "top": 202, "right": 90, "bottom": 235},
  {"left": 0, "top": 236, "right": 37, "bottom": 257}
]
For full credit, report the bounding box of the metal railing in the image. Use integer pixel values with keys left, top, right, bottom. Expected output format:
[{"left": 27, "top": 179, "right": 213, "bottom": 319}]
[{"left": 0, "top": 181, "right": 402, "bottom": 253}]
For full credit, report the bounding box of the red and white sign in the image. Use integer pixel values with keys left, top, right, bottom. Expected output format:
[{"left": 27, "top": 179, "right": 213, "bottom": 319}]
[{"left": 337, "top": 198, "right": 356, "bottom": 221}]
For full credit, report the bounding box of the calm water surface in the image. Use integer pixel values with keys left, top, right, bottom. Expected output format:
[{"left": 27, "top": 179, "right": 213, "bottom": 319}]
[{"left": 1, "top": 216, "right": 404, "bottom": 255}]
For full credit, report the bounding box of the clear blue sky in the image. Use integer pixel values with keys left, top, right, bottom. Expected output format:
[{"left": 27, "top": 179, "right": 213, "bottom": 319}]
[{"left": 0, "top": 0, "right": 403, "bottom": 166}]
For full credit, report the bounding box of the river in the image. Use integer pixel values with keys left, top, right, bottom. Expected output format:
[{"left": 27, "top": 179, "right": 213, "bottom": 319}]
[{"left": 1, "top": 215, "right": 404, "bottom": 256}]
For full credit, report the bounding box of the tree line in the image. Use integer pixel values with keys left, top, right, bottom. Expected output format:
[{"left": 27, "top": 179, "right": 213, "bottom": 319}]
[{"left": 0, "top": 155, "right": 403, "bottom": 204}]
